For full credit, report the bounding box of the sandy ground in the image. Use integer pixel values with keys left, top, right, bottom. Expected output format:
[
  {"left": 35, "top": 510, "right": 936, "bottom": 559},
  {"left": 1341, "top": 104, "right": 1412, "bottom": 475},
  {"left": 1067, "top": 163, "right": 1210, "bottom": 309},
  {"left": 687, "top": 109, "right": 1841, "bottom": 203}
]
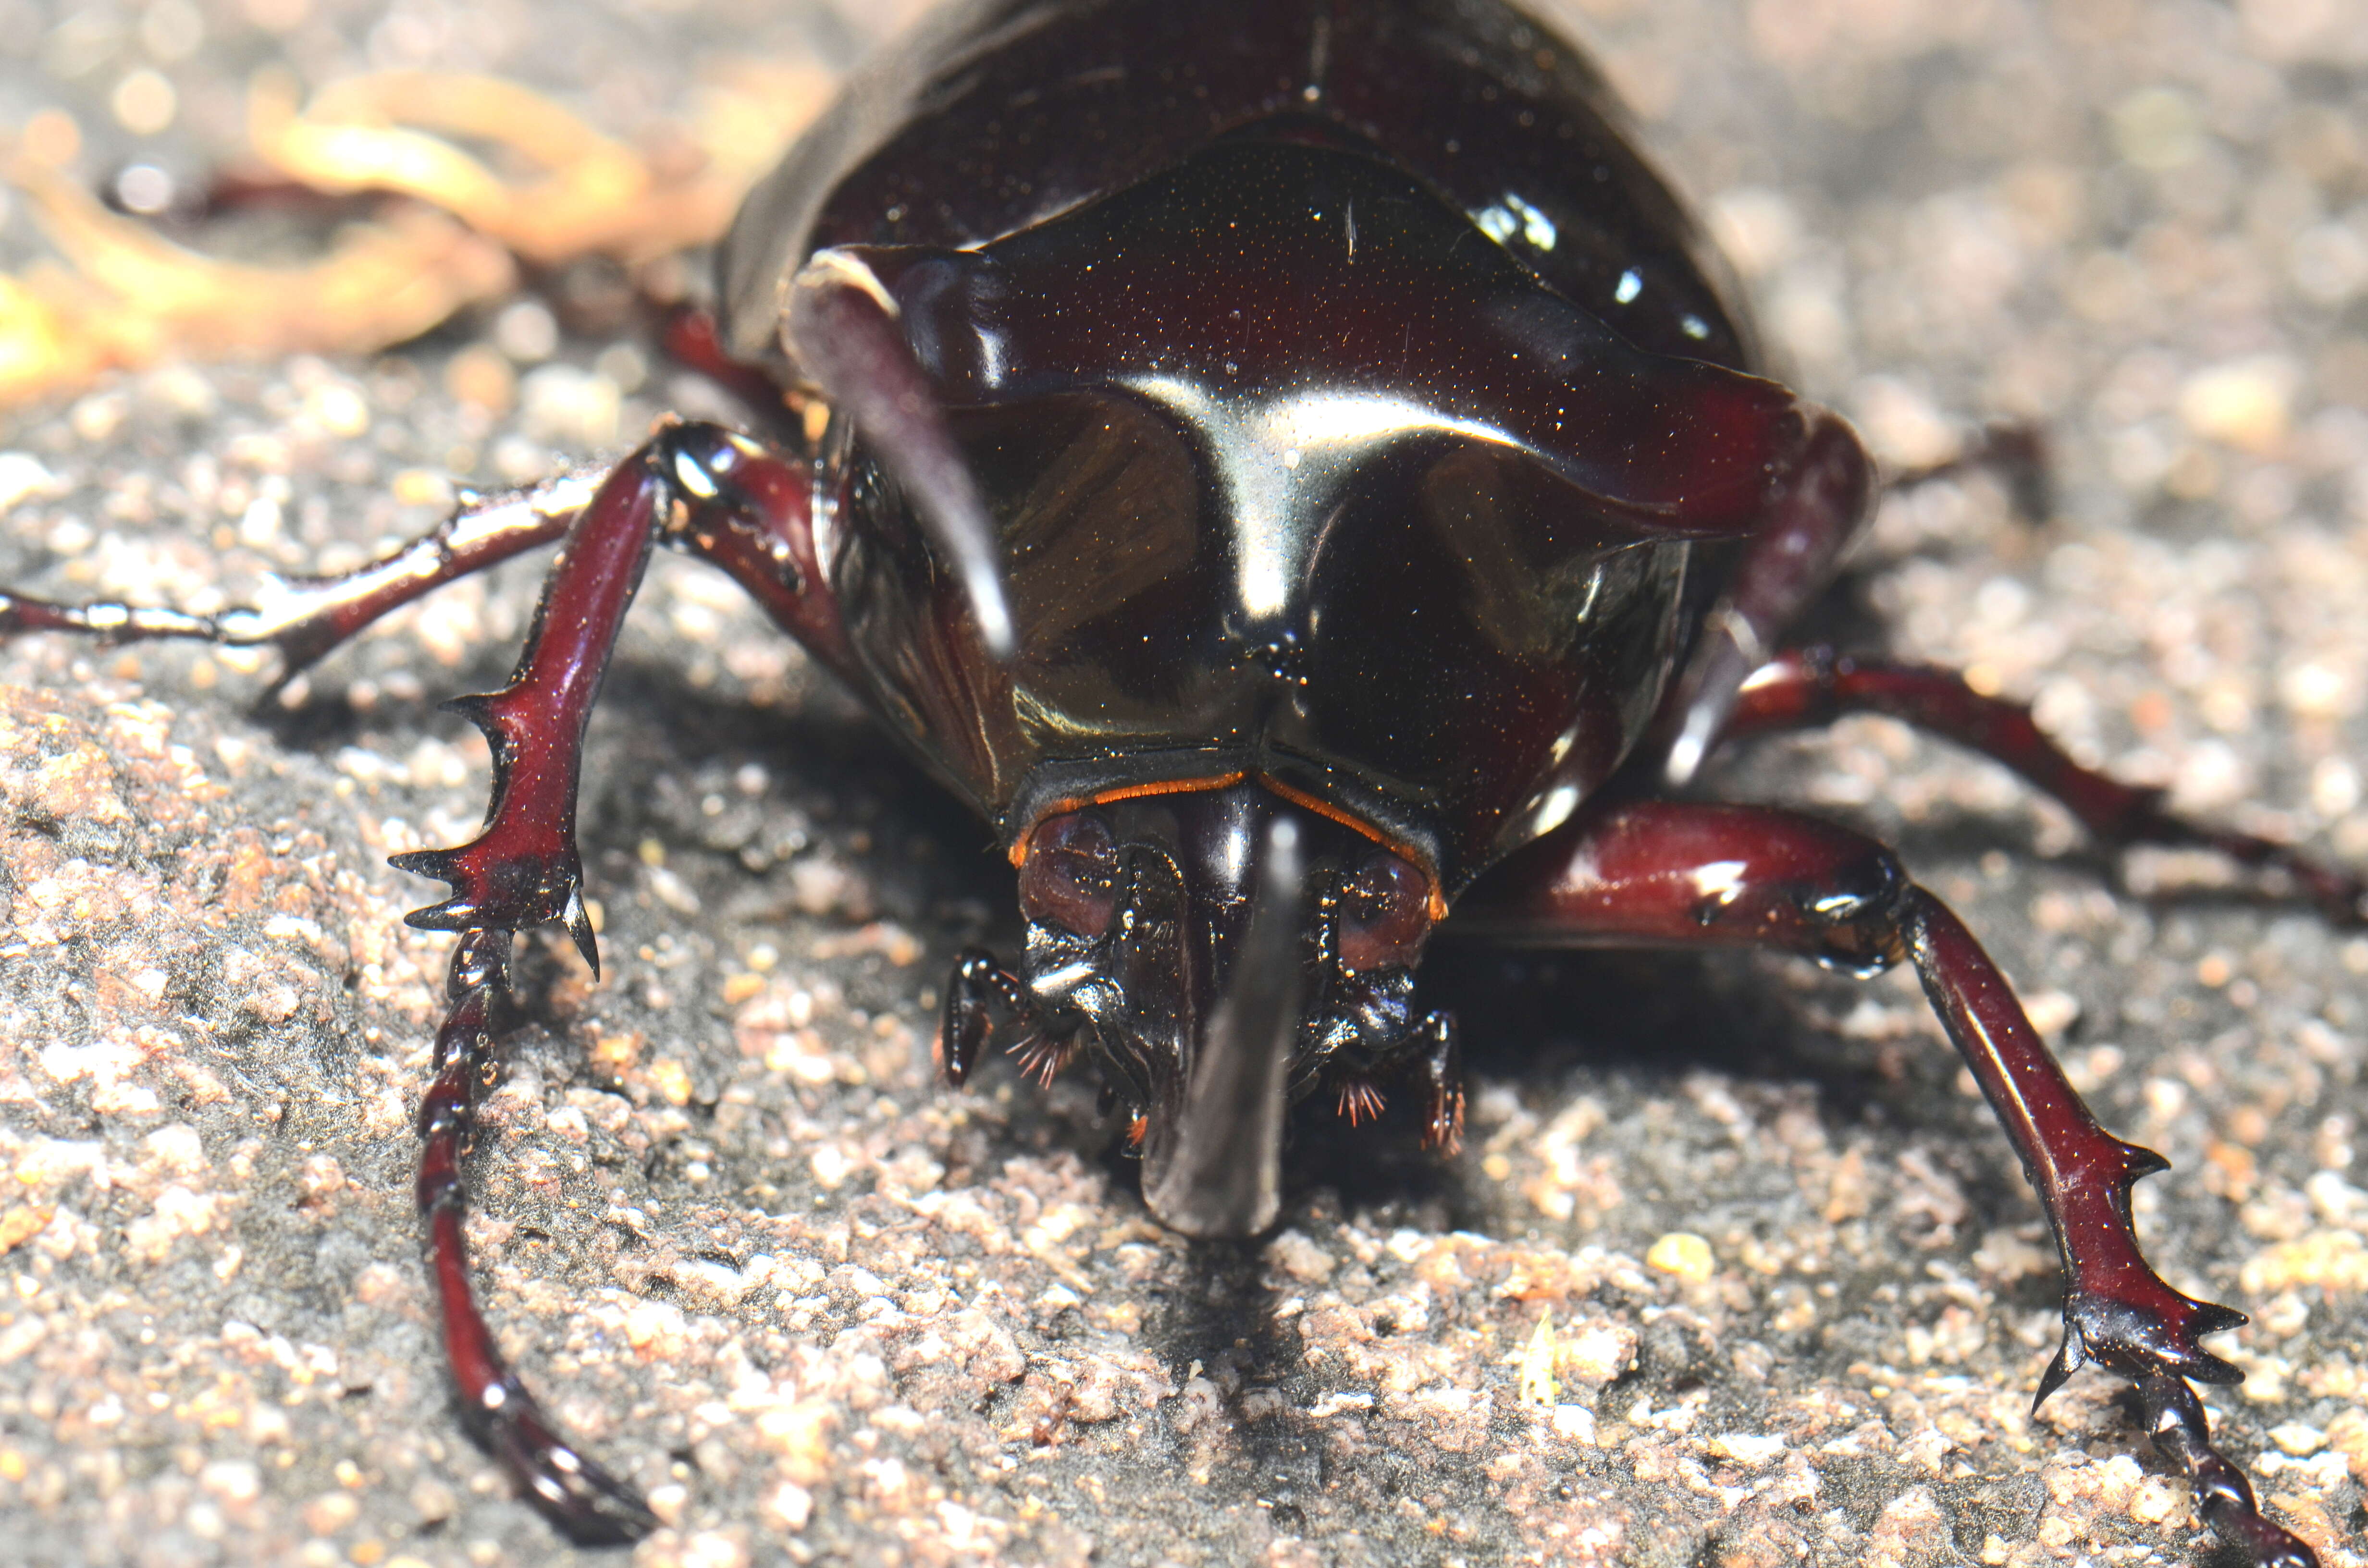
[{"left": 0, "top": 0, "right": 2363, "bottom": 1565}]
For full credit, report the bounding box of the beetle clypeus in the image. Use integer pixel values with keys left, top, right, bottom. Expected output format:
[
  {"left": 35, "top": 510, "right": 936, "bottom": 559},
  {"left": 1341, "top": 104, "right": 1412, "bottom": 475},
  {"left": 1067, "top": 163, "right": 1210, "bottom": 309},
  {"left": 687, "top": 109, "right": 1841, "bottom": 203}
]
[{"left": 0, "top": 0, "right": 2348, "bottom": 1561}]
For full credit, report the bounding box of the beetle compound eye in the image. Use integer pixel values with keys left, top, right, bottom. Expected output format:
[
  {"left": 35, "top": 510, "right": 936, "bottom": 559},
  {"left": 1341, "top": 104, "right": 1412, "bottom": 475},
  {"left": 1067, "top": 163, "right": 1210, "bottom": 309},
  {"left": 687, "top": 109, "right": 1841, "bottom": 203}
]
[
  {"left": 1337, "top": 850, "right": 1431, "bottom": 972},
  {"left": 1019, "top": 812, "right": 1121, "bottom": 937}
]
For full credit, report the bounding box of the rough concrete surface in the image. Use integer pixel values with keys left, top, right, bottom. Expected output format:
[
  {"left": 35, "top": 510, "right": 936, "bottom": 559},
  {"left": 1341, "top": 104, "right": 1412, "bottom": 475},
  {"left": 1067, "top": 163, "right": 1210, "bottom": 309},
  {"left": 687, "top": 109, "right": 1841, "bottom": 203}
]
[{"left": 0, "top": 0, "right": 2364, "bottom": 1565}]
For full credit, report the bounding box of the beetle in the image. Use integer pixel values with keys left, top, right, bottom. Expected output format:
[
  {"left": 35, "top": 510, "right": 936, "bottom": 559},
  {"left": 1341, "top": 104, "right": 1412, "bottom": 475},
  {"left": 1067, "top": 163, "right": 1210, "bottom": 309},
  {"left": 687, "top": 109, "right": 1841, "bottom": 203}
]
[{"left": 0, "top": 0, "right": 2346, "bottom": 1560}]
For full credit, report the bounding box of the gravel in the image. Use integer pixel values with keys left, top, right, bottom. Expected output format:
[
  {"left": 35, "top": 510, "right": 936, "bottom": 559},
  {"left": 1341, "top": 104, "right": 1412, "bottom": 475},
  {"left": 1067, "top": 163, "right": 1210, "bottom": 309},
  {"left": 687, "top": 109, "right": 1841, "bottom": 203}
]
[{"left": 0, "top": 1, "right": 2363, "bottom": 1565}]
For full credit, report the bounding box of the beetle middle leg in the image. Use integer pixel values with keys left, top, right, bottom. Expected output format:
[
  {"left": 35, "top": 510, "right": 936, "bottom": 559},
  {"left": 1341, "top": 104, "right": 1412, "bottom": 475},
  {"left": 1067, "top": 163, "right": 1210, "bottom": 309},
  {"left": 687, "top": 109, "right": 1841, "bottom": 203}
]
[
  {"left": 1455, "top": 798, "right": 2317, "bottom": 1568},
  {"left": 1886, "top": 421, "right": 2053, "bottom": 523},
  {"left": 1717, "top": 646, "right": 2368, "bottom": 924},
  {"left": 0, "top": 468, "right": 592, "bottom": 680}
]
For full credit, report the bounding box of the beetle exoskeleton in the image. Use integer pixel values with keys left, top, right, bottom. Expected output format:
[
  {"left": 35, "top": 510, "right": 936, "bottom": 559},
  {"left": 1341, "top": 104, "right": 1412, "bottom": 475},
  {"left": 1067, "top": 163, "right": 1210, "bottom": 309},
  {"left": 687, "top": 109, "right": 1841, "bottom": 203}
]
[{"left": 0, "top": 3, "right": 2343, "bottom": 1562}]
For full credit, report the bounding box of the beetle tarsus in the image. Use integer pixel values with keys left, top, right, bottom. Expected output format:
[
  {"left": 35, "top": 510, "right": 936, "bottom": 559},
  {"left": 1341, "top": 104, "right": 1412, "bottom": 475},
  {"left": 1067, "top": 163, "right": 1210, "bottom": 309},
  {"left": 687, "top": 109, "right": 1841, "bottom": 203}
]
[
  {"left": 415, "top": 930, "right": 656, "bottom": 1543},
  {"left": 1411, "top": 1012, "right": 1463, "bottom": 1154},
  {"left": 471, "top": 1370, "right": 657, "bottom": 1546},
  {"left": 2140, "top": 1373, "right": 2321, "bottom": 1568}
]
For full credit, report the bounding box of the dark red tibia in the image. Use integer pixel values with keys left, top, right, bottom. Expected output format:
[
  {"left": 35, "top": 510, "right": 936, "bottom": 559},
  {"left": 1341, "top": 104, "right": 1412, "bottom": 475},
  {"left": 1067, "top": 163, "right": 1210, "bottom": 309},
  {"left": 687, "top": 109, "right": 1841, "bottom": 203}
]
[
  {"left": 1723, "top": 647, "right": 2368, "bottom": 924},
  {"left": 1457, "top": 798, "right": 2315, "bottom": 1568},
  {"left": 390, "top": 453, "right": 666, "bottom": 970}
]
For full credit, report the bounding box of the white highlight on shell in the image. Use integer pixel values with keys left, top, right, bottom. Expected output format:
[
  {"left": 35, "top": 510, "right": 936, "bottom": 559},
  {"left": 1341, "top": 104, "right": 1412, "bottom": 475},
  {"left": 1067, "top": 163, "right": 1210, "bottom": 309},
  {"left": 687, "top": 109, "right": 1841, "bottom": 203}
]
[{"left": 1119, "top": 380, "right": 1511, "bottom": 619}]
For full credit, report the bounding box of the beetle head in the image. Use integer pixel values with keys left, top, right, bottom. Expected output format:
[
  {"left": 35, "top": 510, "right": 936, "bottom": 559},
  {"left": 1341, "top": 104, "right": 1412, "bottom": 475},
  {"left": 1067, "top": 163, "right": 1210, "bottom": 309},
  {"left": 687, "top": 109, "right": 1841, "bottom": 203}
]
[{"left": 983, "top": 782, "right": 1439, "bottom": 1237}]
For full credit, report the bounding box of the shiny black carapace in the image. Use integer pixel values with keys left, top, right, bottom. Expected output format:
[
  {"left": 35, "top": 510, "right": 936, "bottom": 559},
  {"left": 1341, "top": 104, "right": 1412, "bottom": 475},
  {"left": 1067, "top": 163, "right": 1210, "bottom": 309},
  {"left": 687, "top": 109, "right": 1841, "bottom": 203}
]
[{"left": 0, "top": 1, "right": 2344, "bottom": 1561}]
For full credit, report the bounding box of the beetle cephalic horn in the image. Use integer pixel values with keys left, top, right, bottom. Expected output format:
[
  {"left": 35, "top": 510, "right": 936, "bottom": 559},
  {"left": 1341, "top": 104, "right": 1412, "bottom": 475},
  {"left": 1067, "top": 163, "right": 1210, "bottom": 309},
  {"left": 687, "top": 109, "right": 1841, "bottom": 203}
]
[
  {"left": 782, "top": 247, "right": 1016, "bottom": 659},
  {"left": 1140, "top": 815, "right": 1305, "bottom": 1238}
]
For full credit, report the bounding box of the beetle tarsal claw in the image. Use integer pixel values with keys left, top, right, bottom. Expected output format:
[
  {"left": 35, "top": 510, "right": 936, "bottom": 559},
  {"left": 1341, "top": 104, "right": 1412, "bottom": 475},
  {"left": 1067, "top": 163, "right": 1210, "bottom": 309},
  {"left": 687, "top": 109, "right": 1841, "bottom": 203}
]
[{"left": 481, "top": 1387, "right": 659, "bottom": 1545}]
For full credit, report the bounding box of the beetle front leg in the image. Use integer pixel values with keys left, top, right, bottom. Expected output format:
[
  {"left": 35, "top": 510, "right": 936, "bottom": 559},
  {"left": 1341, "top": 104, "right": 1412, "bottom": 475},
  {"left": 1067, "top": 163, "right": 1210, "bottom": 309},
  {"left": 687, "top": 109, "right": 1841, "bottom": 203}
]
[
  {"left": 1457, "top": 799, "right": 2315, "bottom": 1568},
  {"left": 390, "top": 418, "right": 850, "bottom": 1540},
  {"left": 390, "top": 442, "right": 670, "bottom": 964},
  {"left": 1716, "top": 647, "right": 2368, "bottom": 924},
  {"left": 384, "top": 437, "right": 681, "bottom": 1539}
]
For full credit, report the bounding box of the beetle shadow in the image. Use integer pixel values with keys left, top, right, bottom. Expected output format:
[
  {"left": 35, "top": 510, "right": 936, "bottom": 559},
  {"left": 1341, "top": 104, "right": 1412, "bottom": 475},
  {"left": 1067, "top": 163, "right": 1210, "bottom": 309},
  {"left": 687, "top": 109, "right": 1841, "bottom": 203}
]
[
  {"left": 1421, "top": 943, "right": 1851, "bottom": 1091},
  {"left": 1272, "top": 936, "right": 1925, "bottom": 1237}
]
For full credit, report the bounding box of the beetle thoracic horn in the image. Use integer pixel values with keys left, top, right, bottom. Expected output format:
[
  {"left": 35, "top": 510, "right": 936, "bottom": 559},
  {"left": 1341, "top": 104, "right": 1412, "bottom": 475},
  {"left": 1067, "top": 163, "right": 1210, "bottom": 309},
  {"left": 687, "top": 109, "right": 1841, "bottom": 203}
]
[
  {"left": 1140, "top": 815, "right": 1305, "bottom": 1239},
  {"left": 781, "top": 248, "right": 1016, "bottom": 658}
]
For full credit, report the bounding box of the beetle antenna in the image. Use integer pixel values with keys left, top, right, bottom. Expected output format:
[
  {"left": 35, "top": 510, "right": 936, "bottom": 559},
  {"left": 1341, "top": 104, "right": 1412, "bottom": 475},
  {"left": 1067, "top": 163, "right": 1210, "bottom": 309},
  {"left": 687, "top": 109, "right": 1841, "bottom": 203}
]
[{"left": 785, "top": 249, "right": 1015, "bottom": 659}]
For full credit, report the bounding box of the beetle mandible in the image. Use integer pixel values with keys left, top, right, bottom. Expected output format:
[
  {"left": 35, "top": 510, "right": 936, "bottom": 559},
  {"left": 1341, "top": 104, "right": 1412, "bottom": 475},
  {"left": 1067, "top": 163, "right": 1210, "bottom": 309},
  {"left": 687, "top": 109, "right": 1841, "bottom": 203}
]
[{"left": 0, "top": 1, "right": 2348, "bottom": 1560}]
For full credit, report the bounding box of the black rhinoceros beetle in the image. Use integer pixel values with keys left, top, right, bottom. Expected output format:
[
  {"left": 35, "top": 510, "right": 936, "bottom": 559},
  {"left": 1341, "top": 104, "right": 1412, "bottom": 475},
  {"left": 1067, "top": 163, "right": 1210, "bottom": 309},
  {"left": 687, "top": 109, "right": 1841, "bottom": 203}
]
[{"left": 0, "top": 0, "right": 2343, "bottom": 1560}]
